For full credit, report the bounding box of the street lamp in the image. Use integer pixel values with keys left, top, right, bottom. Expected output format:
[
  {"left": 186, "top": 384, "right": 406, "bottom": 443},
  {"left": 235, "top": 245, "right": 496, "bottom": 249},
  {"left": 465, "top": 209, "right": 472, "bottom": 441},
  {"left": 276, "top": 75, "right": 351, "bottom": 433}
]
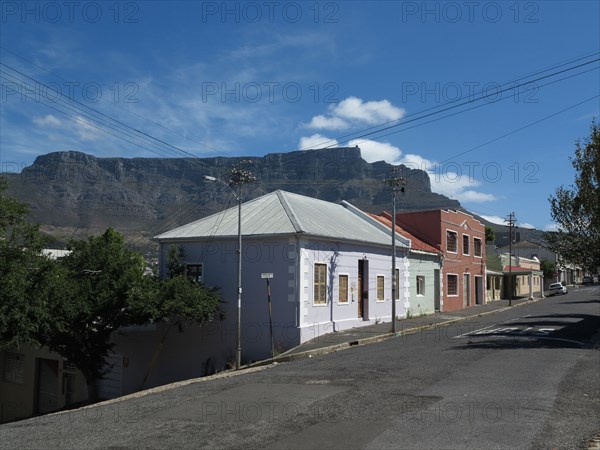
[{"left": 204, "top": 174, "right": 243, "bottom": 369}]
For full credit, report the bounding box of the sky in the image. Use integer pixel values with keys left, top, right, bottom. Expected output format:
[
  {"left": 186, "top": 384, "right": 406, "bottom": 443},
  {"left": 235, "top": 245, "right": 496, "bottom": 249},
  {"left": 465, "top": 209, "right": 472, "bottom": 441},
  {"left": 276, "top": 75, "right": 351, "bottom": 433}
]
[{"left": 1, "top": 1, "right": 599, "bottom": 231}]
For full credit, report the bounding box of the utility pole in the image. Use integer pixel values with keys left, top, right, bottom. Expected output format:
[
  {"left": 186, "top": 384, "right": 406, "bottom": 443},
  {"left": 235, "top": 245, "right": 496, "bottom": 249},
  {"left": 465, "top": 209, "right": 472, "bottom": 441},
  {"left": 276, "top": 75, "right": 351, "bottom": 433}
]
[
  {"left": 228, "top": 164, "right": 255, "bottom": 369},
  {"left": 385, "top": 169, "right": 406, "bottom": 333},
  {"left": 504, "top": 212, "right": 517, "bottom": 306},
  {"left": 205, "top": 162, "right": 255, "bottom": 370}
]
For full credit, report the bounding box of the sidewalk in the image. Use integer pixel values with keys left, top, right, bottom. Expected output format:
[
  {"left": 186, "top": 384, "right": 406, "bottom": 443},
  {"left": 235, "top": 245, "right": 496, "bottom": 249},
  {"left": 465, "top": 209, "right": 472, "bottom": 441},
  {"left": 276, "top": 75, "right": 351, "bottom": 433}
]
[{"left": 250, "top": 296, "right": 540, "bottom": 367}]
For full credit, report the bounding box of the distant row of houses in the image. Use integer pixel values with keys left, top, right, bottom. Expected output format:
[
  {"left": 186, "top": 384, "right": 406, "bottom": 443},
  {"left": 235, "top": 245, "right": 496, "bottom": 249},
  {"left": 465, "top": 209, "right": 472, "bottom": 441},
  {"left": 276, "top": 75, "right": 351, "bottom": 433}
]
[{"left": 0, "top": 189, "right": 572, "bottom": 423}]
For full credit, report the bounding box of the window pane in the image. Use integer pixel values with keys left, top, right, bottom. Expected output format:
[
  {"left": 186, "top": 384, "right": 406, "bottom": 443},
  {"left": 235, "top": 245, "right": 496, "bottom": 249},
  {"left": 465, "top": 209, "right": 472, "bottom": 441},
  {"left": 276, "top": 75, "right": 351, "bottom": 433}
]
[
  {"left": 463, "top": 235, "right": 469, "bottom": 255},
  {"left": 395, "top": 269, "right": 400, "bottom": 300},
  {"left": 4, "top": 353, "right": 24, "bottom": 384},
  {"left": 339, "top": 275, "right": 348, "bottom": 303},
  {"left": 447, "top": 231, "right": 457, "bottom": 252},
  {"left": 447, "top": 275, "right": 458, "bottom": 295},
  {"left": 417, "top": 276, "right": 425, "bottom": 295},
  {"left": 186, "top": 264, "right": 203, "bottom": 283},
  {"left": 474, "top": 238, "right": 482, "bottom": 257},
  {"left": 377, "top": 276, "right": 385, "bottom": 300},
  {"left": 314, "top": 264, "right": 327, "bottom": 304}
]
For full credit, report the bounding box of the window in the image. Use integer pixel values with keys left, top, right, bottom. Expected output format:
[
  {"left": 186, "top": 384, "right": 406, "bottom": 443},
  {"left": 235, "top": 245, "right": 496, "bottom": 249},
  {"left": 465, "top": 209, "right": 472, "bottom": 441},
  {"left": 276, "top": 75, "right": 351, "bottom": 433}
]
[
  {"left": 474, "top": 238, "right": 482, "bottom": 257},
  {"left": 395, "top": 268, "right": 400, "bottom": 300},
  {"left": 377, "top": 276, "right": 385, "bottom": 301},
  {"left": 447, "top": 274, "right": 458, "bottom": 296},
  {"left": 446, "top": 230, "right": 457, "bottom": 253},
  {"left": 338, "top": 275, "right": 349, "bottom": 304},
  {"left": 462, "top": 235, "right": 470, "bottom": 255},
  {"left": 314, "top": 263, "right": 327, "bottom": 305},
  {"left": 416, "top": 276, "right": 425, "bottom": 295},
  {"left": 3, "top": 352, "right": 24, "bottom": 384},
  {"left": 186, "top": 264, "right": 203, "bottom": 283}
]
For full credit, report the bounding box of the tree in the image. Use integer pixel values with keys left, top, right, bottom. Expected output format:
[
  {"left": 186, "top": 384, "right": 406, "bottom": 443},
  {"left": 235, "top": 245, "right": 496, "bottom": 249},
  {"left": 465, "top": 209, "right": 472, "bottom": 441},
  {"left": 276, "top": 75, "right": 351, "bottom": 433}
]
[
  {"left": 485, "top": 225, "right": 496, "bottom": 244},
  {"left": 41, "top": 230, "right": 222, "bottom": 402},
  {"left": 546, "top": 120, "right": 600, "bottom": 272},
  {"left": 540, "top": 259, "right": 556, "bottom": 281},
  {"left": 139, "top": 245, "right": 221, "bottom": 388},
  {"left": 0, "top": 179, "right": 58, "bottom": 350}
]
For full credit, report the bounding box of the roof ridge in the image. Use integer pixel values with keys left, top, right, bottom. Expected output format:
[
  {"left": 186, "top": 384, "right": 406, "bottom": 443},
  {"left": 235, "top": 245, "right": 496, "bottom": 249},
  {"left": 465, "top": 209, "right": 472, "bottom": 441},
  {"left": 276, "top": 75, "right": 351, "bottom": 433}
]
[{"left": 276, "top": 190, "right": 303, "bottom": 233}]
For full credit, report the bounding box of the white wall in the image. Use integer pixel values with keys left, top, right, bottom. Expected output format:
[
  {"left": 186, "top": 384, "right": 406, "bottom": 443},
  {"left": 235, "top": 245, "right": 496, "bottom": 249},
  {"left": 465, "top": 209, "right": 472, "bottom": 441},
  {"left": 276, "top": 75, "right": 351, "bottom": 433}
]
[
  {"left": 405, "top": 252, "right": 441, "bottom": 316},
  {"left": 298, "top": 238, "right": 409, "bottom": 343}
]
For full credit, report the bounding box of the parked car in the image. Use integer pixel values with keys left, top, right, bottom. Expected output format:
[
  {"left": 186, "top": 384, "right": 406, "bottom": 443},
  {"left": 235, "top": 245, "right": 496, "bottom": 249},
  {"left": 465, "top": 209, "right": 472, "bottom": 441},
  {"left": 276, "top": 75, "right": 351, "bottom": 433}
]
[
  {"left": 548, "top": 282, "right": 568, "bottom": 295},
  {"left": 582, "top": 276, "right": 593, "bottom": 285}
]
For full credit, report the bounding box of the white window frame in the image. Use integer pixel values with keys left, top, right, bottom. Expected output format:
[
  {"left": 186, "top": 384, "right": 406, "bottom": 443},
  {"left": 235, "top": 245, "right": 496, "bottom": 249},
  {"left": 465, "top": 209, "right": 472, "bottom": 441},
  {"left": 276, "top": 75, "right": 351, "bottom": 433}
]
[
  {"left": 313, "top": 263, "right": 328, "bottom": 306},
  {"left": 338, "top": 273, "right": 349, "bottom": 305},
  {"left": 3, "top": 352, "right": 24, "bottom": 384},
  {"left": 447, "top": 273, "right": 459, "bottom": 297},
  {"left": 473, "top": 237, "right": 483, "bottom": 258},
  {"left": 446, "top": 230, "right": 458, "bottom": 254},
  {"left": 376, "top": 275, "right": 385, "bottom": 302},
  {"left": 416, "top": 275, "right": 425, "bottom": 296},
  {"left": 462, "top": 234, "right": 470, "bottom": 256}
]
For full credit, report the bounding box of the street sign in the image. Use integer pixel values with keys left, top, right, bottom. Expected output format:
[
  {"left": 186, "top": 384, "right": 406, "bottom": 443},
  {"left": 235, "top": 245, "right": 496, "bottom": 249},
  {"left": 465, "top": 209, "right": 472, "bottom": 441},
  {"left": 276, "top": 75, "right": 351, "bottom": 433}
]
[{"left": 261, "top": 273, "right": 274, "bottom": 279}]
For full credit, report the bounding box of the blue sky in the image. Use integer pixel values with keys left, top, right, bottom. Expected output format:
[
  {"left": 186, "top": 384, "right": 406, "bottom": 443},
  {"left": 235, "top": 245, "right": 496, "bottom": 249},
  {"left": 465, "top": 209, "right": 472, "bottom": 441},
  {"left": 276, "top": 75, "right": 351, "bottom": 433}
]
[{"left": 1, "top": 1, "right": 599, "bottom": 231}]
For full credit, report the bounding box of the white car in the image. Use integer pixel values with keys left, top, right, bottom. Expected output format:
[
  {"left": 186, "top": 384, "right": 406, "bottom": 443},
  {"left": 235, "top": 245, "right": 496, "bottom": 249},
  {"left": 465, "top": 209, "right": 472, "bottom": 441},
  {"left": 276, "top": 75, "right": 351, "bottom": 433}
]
[{"left": 548, "top": 282, "right": 568, "bottom": 295}]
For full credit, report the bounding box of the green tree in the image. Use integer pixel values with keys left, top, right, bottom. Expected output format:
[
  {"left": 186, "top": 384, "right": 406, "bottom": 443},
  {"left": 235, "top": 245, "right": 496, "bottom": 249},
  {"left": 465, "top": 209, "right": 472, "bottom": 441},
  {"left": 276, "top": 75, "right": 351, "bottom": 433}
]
[
  {"left": 485, "top": 225, "right": 496, "bottom": 244},
  {"left": 40, "top": 228, "right": 155, "bottom": 401},
  {"left": 0, "top": 179, "right": 58, "bottom": 350},
  {"left": 41, "top": 231, "right": 221, "bottom": 401},
  {"left": 139, "top": 245, "right": 221, "bottom": 388},
  {"left": 546, "top": 120, "right": 600, "bottom": 271},
  {"left": 540, "top": 259, "right": 556, "bottom": 281}
]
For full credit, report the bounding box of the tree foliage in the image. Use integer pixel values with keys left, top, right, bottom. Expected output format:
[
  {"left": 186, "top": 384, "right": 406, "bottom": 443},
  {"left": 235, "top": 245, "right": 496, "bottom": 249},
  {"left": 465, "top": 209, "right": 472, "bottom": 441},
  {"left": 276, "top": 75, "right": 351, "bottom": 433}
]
[
  {"left": 540, "top": 259, "right": 556, "bottom": 280},
  {"left": 546, "top": 120, "right": 600, "bottom": 272},
  {"left": 1, "top": 183, "right": 222, "bottom": 402},
  {"left": 0, "top": 179, "right": 57, "bottom": 349},
  {"left": 485, "top": 226, "right": 496, "bottom": 244}
]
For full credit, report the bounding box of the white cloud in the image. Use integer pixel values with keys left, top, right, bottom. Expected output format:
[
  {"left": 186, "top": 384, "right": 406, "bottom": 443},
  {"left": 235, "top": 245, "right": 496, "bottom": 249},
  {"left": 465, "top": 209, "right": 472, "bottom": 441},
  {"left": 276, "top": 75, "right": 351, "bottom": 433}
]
[
  {"left": 306, "top": 115, "right": 349, "bottom": 130},
  {"left": 519, "top": 222, "right": 537, "bottom": 230},
  {"left": 334, "top": 97, "right": 405, "bottom": 124},
  {"left": 299, "top": 134, "right": 339, "bottom": 150},
  {"left": 543, "top": 223, "right": 559, "bottom": 231},
  {"left": 459, "top": 191, "right": 498, "bottom": 203},
  {"left": 348, "top": 139, "right": 402, "bottom": 164},
  {"left": 33, "top": 114, "right": 62, "bottom": 127},
  {"left": 73, "top": 116, "right": 102, "bottom": 142},
  {"left": 304, "top": 96, "right": 405, "bottom": 131},
  {"left": 479, "top": 215, "right": 507, "bottom": 226}
]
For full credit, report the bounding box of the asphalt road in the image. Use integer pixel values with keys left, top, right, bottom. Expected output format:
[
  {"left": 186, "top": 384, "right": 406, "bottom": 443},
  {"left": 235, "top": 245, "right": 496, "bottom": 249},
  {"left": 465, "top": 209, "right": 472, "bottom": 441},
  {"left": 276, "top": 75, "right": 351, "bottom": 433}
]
[{"left": 1, "top": 286, "right": 599, "bottom": 449}]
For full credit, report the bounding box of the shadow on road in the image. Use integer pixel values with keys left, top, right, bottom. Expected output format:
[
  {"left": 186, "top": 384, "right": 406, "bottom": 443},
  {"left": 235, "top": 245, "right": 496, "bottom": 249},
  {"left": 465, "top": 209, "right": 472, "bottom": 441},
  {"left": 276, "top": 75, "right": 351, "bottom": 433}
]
[{"left": 451, "top": 313, "right": 600, "bottom": 350}]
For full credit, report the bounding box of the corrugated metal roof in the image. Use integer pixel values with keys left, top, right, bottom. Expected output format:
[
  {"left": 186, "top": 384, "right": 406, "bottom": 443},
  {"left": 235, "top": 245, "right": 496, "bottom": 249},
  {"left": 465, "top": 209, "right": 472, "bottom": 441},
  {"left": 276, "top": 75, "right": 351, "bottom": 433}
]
[{"left": 154, "top": 190, "right": 409, "bottom": 248}]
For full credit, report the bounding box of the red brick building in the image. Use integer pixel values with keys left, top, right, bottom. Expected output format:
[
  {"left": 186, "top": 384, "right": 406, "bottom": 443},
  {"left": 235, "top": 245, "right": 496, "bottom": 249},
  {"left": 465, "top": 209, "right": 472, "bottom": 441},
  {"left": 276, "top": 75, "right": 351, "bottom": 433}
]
[{"left": 394, "top": 210, "right": 486, "bottom": 311}]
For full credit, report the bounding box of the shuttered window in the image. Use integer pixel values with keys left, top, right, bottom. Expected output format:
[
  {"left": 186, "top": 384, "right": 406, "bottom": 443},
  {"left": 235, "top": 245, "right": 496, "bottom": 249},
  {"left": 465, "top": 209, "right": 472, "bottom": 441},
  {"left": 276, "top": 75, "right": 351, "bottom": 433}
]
[
  {"left": 338, "top": 275, "right": 349, "bottom": 304},
  {"left": 314, "top": 264, "right": 327, "bottom": 305}
]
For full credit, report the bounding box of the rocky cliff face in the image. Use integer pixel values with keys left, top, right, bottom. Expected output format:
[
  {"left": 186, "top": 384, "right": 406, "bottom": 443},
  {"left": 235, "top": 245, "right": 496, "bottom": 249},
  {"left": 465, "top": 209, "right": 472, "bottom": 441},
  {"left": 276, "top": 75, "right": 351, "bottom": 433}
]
[{"left": 3, "top": 147, "right": 460, "bottom": 248}]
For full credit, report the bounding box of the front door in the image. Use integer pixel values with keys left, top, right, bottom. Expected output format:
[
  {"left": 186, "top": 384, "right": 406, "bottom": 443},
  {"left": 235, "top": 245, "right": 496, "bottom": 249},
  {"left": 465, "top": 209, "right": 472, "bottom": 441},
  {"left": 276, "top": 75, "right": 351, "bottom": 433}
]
[
  {"left": 434, "top": 269, "right": 441, "bottom": 311},
  {"left": 358, "top": 260, "right": 369, "bottom": 319},
  {"left": 475, "top": 276, "right": 484, "bottom": 304},
  {"left": 463, "top": 274, "right": 471, "bottom": 307}
]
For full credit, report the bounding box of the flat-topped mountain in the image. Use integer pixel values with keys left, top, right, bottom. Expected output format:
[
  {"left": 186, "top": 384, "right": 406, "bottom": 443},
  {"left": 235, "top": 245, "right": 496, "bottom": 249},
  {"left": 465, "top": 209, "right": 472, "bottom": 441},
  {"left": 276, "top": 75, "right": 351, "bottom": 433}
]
[{"left": 3, "top": 147, "right": 460, "bottom": 249}]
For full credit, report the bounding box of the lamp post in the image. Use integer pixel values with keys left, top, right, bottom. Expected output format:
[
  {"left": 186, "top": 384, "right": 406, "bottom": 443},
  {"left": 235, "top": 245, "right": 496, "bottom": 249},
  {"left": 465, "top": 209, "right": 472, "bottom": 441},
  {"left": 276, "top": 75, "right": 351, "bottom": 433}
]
[{"left": 204, "top": 173, "right": 248, "bottom": 369}]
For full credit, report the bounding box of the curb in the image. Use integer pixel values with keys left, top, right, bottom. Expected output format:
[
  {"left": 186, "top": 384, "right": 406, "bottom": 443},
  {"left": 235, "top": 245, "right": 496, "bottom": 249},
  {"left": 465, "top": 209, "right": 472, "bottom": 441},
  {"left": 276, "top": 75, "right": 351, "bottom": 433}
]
[{"left": 247, "top": 297, "right": 542, "bottom": 368}]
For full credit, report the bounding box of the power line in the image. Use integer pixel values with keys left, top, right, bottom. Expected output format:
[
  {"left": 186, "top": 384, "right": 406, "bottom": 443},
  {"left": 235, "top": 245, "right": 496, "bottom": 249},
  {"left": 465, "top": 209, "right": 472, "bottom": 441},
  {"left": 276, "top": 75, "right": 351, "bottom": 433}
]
[
  {"left": 303, "top": 50, "right": 600, "bottom": 150},
  {"left": 305, "top": 57, "right": 599, "bottom": 151},
  {"left": 0, "top": 45, "right": 224, "bottom": 156}
]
